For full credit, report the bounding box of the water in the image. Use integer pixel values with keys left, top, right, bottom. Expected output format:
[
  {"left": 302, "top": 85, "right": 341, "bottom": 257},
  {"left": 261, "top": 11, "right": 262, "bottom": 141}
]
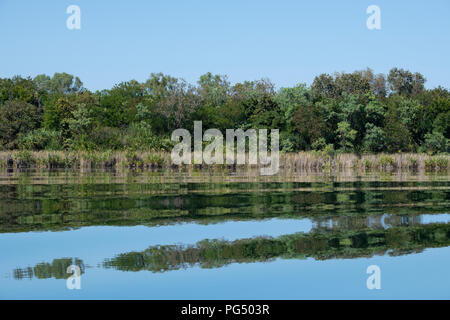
[{"left": 0, "top": 169, "right": 449, "bottom": 299}]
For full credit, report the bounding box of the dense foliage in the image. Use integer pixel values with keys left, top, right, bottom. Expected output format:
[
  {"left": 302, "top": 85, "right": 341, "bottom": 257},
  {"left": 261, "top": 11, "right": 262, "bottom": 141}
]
[
  {"left": 0, "top": 69, "right": 448, "bottom": 154},
  {"left": 103, "top": 224, "right": 450, "bottom": 273}
]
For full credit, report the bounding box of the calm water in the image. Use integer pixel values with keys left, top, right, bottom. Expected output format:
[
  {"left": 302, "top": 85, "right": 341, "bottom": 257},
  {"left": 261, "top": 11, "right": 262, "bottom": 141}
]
[{"left": 0, "top": 169, "right": 449, "bottom": 299}]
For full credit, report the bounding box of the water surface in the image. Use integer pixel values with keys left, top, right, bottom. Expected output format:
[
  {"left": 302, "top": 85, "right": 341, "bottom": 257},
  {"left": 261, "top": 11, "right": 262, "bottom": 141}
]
[{"left": 0, "top": 170, "right": 449, "bottom": 299}]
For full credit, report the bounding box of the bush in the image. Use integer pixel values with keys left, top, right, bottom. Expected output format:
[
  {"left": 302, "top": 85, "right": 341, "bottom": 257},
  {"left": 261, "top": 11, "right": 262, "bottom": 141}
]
[
  {"left": 364, "top": 159, "right": 373, "bottom": 170},
  {"left": 18, "top": 129, "right": 62, "bottom": 150},
  {"left": 90, "top": 127, "right": 123, "bottom": 150},
  {"left": 146, "top": 154, "right": 166, "bottom": 167},
  {"left": 64, "top": 152, "right": 79, "bottom": 168},
  {"left": 125, "top": 150, "right": 143, "bottom": 167},
  {"left": 424, "top": 157, "right": 448, "bottom": 171},
  {"left": 378, "top": 155, "right": 395, "bottom": 168},
  {"left": 408, "top": 157, "right": 418, "bottom": 169},
  {"left": 363, "top": 123, "right": 385, "bottom": 152},
  {"left": 337, "top": 121, "right": 357, "bottom": 152},
  {"left": 312, "top": 138, "right": 327, "bottom": 151},
  {"left": 88, "top": 150, "right": 116, "bottom": 167},
  {"left": 14, "top": 150, "right": 35, "bottom": 167},
  {"left": 0, "top": 100, "right": 41, "bottom": 149},
  {"left": 47, "top": 153, "right": 65, "bottom": 168},
  {"left": 423, "top": 132, "right": 449, "bottom": 154}
]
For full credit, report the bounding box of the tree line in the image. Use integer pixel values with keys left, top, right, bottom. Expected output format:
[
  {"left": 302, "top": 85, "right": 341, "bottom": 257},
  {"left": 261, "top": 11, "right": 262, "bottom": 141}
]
[
  {"left": 103, "top": 224, "right": 450, "bottom": 273},
  {"left": 0, "top": 68, "right": 448, "bottom": 154}
]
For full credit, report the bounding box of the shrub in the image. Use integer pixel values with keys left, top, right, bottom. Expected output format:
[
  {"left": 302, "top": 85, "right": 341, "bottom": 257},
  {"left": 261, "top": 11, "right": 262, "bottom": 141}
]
[
  {"left": 46, "top": 153, "right": 65, "bottom": 168},
  {"left": 64, "top": 152, "right": 79, "bottom": 168},
  {"left": 125, "top": 150, "right": 143, "bottom": 167},
  {"left": 124, "top": 123, "right": 157, "bottom": 151},
  {"left": 0, "top": 100, "right": 41, "bottom": 149},
  {"left": 312, "top": 138, "right": 327, "bottom": 151},
  {"left": 90, "top": 127, "right": 123, "bottom": 151},
  {"left": 364, "top": 159, "right": 373, "bottom": 170},
  {"left": 146, "top": 154, "right": 166, "bottom": 167},
  {"left": 18, "top": 129, "right": 62, "bottom": 151},
  {"left": 408, "top": 157, "right": 418, "bottom": 169},
  {"left": 363, "top": 123, "right": 385, "bottom": 152},
  {"left": 14, "top": 150, "right": 35, "bottom": 167},
  {"left": 378, "top": 155, "right": 395, "bottom": 169},
  {"left": 423, "top": 132, "right": 449, "bottom": 154},
  {"left": 425, "top": 157, "right": 448, "bottom": 171}
]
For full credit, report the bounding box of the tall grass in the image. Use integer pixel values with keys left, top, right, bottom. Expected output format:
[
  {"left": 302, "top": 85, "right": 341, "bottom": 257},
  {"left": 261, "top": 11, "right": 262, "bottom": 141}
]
[{"left": 0, "top": 151, "right": 448, "bottom": 173}]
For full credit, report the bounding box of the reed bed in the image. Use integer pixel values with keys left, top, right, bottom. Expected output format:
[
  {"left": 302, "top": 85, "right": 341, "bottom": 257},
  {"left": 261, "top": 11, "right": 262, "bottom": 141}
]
[
  {"left": 0, "top": 150, "right": 448, "bottom": 173},
  {"left": 281, "top": 152, "right": 450, "bottom": 173}
]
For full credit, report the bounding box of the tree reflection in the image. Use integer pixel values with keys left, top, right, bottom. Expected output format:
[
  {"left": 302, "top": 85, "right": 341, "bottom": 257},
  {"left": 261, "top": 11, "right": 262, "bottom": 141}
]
[
  {"left": 103, "top": 224, "right": 450, "bottom": 273},
  {"left": 13, "top": 258, "right": 85, "bottom": 280}
]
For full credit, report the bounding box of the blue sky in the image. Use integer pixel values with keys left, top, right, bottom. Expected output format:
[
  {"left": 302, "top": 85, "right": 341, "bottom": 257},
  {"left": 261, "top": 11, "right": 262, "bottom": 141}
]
[{"left": 0, "top": 0, "right": 449, "bottom": 91}]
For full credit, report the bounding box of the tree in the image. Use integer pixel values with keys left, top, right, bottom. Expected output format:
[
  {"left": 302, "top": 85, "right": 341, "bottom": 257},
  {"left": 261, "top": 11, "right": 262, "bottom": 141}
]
[
  {"left": 311, "top": 73, "right": 335, "bottom": 98},
  {"left": 67, "top": 104, "right": 95, "bottom": 150},
  {"left": 387, "top": 68, "right": 426, "bottom": 96},
  {"left": 433, "top": 111, "right": 450, "bottom": 138},
  {"left": 0, "top": 100, "right": 41, "bottom": 149},
  {"left": 390, "top": 95, "right": 427, "bottom": 146},
  {"left": 197, "top": 72, "right": 230, "bottom": 108},
  {"left": 363, "top": 123, "right": 385, "bottom": 152},
  {"left": 333, "top": 71, "right": 371, "bottom": 97},
  {"left": 312, "top": 69, "right": 384, "bottom": 98},
  {"left": 383, "top": 104, "right": 413, "bottom": 152},
  {"left": 291, "top": 102, "right": 326, "bottom": 150},
  {"left": 277, "top": 84, "right": 311, "bottom": 127},
  {"left": 365, "top": 96, "right": 386, "bottom": 127},
  {"left": 423, "top": 132, "right": 448, "bottom": 154},
  {"left": 362, "top": 68, "right": 387, "bottom": 97},
  {"left": 277, "top": 84, "right": 313, "bottom": 150},
  {"left": 98, "top": 80, "right": 145, "bottom": 127},
  {"left": 144, "top": 73, "right": 199, "bottom": 130},
  {"left": 247, "top": 93, "right": 283, "bottom": 129},
  {"left": 337, "top": 93, "right": 366, "bottom": 147},
  {"left": 336, "top": 121, "right": 357, "bottom": 152},
  {"left": 0, "top": 69, "right": 446, "bottom": 154},
  {"left": 0, "top": 76, "right": 41, "bottom": 107},
  {"left": 34, "top": 72, "right": 83, "bottom": 95}
]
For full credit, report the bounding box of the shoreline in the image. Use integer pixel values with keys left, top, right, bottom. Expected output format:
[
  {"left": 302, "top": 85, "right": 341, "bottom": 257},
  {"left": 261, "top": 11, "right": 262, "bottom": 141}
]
[{"left": 0, "top": 151, "right": 448, "bottom": 173}]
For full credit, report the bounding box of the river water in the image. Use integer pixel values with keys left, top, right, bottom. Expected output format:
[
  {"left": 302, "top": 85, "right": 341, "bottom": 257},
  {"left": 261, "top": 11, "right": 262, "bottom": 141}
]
[{"left": 0, "top": 169, "right": 449, "bottom": 299}]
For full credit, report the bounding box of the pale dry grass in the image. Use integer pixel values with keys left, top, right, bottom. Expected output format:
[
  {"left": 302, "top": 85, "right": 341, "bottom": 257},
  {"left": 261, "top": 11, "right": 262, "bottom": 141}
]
[{"left": 0, "top": 151, "right": 448, "bottom": 173}]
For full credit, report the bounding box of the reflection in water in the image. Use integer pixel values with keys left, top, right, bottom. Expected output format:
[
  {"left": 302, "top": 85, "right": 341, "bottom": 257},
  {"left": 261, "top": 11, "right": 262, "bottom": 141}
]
[
  {"left": 0, "top": 175, "right": 448, "bottom": 233},
  {"left": 13, "top": 258, "right": 85, "bottom": 280},
  {"left": 10, "top": 215, "right": 450, "bottom": 278},
  {"left": 1, "top": 170, "right": 449, "bottom": 298},
  {"left": 311, "top": 213, "right": 448, "bottom": 231},
  {"left": 103, "top": 224, "right": 450, "bottom": 273}
]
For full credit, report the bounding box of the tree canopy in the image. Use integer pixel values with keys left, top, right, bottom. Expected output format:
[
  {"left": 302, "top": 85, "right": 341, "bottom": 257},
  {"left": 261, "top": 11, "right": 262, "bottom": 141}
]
[{"left": 0, "top": 68, "right": 448, "bottom": 154}]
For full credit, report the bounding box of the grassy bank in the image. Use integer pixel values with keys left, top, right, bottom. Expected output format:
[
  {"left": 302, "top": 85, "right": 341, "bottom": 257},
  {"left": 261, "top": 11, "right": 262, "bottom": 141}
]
[{"left": 0, "top": 150, "right": 448, "bottom": 173}]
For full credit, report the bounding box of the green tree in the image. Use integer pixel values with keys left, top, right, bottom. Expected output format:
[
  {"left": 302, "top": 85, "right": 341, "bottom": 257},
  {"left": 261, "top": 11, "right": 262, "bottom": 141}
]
[
  {"left": 98, "top": 80, "right": 145, "bottom": 128},
  {"left": 34, "top": 72, "right": 83, "bottom": 95},
  {"left": 423, "top": 132, "right": 449, "bottom": 154},
  {"left": 336, "top": 121, "right": 357, "bottom": 152},
  {"left": 144, "top": 73, "right": 199, "bottom": 131},
  {"left": 0, "top": 100, "right": 41, "bottom": 149},
  {"left": 363, "top": 123, "right": 385, "bottom": 152},
  {"left": 197, "top": 72, "right": 230, "bottom": 108},
  {"left": 67, "top": 104, "right": 95, "bottom": 150},
  {"left": 383, "top": 104, "right": 413, "bottom": 152},
  {"left": 433, "top": 111, "right": 450, "bottom": 138},
  {"left": 291, "top": 102, "right": 326, "bottom": 150},
  {"left": 0, "top": 76, "right": 41, "bottom": 107},
  {"left": 387, "top": 68, "right": 426, "bottom": 96}
]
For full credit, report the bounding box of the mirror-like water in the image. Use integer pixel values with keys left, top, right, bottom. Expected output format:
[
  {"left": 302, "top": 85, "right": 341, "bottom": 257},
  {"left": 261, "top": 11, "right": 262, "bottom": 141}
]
[{"left": 0, "top": 170, "right": 449, "bottom": 299}]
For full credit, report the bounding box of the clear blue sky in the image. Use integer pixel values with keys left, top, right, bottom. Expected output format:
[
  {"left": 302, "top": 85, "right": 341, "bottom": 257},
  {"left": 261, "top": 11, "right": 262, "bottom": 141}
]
[{"left": 1, "top": 0, "right": 449, "bottom": 91}]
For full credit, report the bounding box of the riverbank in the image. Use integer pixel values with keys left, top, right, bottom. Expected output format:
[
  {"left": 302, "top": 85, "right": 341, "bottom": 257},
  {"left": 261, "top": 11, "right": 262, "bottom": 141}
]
[{"left": 0, "top": 150, "right": 448, "bottom": 173}]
